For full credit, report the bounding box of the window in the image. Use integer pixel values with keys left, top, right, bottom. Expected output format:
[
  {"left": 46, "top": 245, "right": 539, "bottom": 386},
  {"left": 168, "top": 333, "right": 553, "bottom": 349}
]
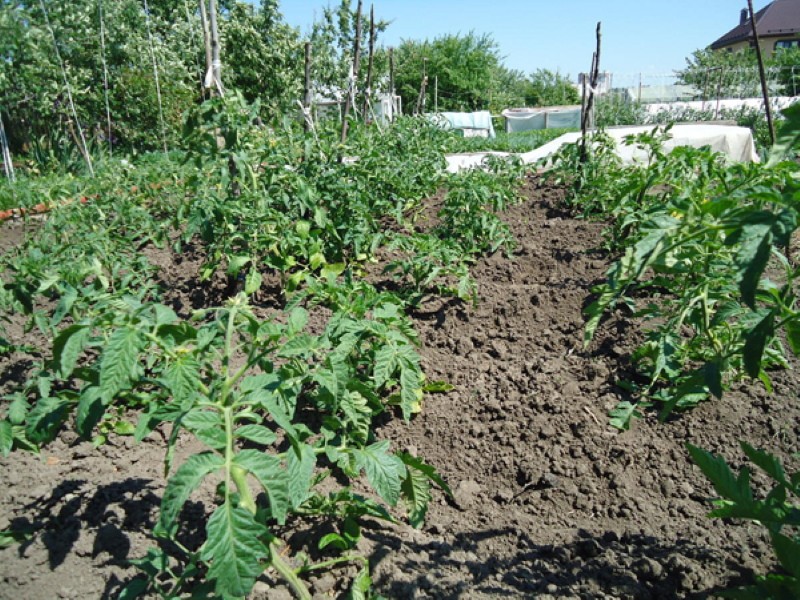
[{"left": 775, "top": 39, "right": 800, "bottom": 50}]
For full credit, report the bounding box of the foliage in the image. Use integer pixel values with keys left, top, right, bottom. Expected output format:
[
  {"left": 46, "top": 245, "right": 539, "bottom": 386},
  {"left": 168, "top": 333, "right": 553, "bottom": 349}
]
[
  {"left": 440, "top": 128, "right": 575, "bottom": 154},
  {"left": 393, "top": 32, "right": 525, "bottom": 114},
  {"left": 549, "top": 105, "right": 800, "bottom": 428},
  {"left": 688, "top": 442, "right": 800, "bottom": 599},
  {"left": 0, "top": 92, "right": 531, "bottom": 595},
  {"left": 523, "top": 69, "right": 580, "bottom": 107},
  {"left": 677, "top": 46, "right": 800, "bottom": 98}
]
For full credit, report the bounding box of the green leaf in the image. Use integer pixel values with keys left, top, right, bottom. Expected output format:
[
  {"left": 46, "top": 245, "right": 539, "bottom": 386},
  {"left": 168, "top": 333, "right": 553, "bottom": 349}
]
[
  {"left": 349, "top": 565, "right": 372, "bottom": 600},
  {"left": 687, "top": 444, "right": 753, "bottom": 506},
  {"left": 182, "top": 408, "right": 221, "bottom": 432},
  {"left": 703, "top": 362, "right": 723, "bottom": 400},
  {"left": 422, "top": 380, "right": 454, "bottom": 393},
  {"left": 354, "top": 441, "right": 405, "bottom": 506},
  {"left": 287, "top": 442, "right": 316, "bottom": 509},
  {"left": 226, "top": 255, "right": 251, "bottom": 276},
  {"left": 163, "top": 354, "right": 202, "bottom": 405},
  {"left": 0, "top": 421, "right": 13, "bottom": 457},
  {"left": 287, "top": 307, "right": 309, "bottom": 335},
  {"left": 52, "top": 324, "right": 90, "bottom": 378},
  {"left": 26, "top": 397, "right": 70, "bottom": 444},
  {"left": 785, "top": 318, "right": 800, "bottom": 356},
  {"left": 201, "top": 501, "right": 269, "bottom": 598},
  {"left": 768, "top": 101, "right": 800, "bottom": 166},
  {"left": 158, "top": 452, "right": 224, "bottom": 534},
  {"left": 771, "top": 532, "right": 800, "bottom": 578},
  {"left": 234, "top": 450, "right": 290, "bottom": 524},
  {"left": 609, "top": 400, "right": 642, "bottom": 430},
  {"left": 7, "top": 395, "right": 29, "bottom": 426},
  {"left": 244, "top": 269, "right": 262, "bottom": 296},
  {"left": 743, "top": 312, "right": 775, "bottom": 379},
  {"left": 730, "top": 212, "right": 776, "bottom": 308},
  {"left": 399, "top": 358, "right": 423, "bottom": 420},
  {"left": 235, "top": 424, "right": 277, "bottom": 446},
  {"left": 401, "top": 462, "right": 431, "bottom": 528},
  {"left": 373, "top": 345, "right": 396, "bottom": 388},
  {"left": 100, "top": 327, "right": 142, "bottom": 402},
  {"left": 51, "top": 285, "right": 77, "bottom": 326},
  {"left": 76, "top": 386, "right": 104, "bottom": 438},
  {"left": 153, "top": 305, "right": 178, "bottom": 327},
  {"left": 740, "top": 442, "right": 787, "bottom": 485}
]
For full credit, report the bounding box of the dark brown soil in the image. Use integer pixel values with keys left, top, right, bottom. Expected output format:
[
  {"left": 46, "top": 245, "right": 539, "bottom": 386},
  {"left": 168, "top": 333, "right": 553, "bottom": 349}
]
[{"left": 0, "top": 177, "right": 798, "bottom": 599}]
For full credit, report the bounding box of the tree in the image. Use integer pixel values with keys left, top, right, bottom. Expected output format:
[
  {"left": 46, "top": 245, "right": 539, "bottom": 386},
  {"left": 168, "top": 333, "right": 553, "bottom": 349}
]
[
  {"left": 677, "top": 46, "right": 800, "bottom": 99},
  {"left": 393, "top": 32, "right": 525, "bottom": 114},
  {"left": 221, "top": 1, "right": 303, "bottom": 113},
  {"left": 523, "top": 69, "right": 580, "bottom": 107}
]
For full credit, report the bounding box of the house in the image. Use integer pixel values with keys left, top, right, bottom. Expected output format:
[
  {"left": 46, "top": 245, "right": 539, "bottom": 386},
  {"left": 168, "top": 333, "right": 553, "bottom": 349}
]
[{"left": 710, "top": 0, "right": 800, "bottom": 56}]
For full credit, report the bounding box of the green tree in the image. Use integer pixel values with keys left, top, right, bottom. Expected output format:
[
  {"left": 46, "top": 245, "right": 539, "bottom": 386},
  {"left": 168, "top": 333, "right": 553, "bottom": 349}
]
[
  {"left": 394, "top": 32, "right": 525, "bottom": 114},
  {"left": 523, "top": 69, "right": 580, "bottom": 107},
  {"left": 221, "top": 1, "right": 303, "bottom": 114}
]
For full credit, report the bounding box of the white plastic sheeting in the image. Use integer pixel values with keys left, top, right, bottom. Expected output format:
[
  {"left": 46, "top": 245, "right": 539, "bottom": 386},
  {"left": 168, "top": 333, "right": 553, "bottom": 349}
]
[
  {"left": 501, "top": 106, "right": 581, "bottom": 132},
  {"left": 645, "top": 96, "right": 799, "bottom": 116},
  {"left": 429, "top": 111, "right": 496, "bottom": 138},
  {"left": 444, "top": 124, "right": 759, "bottom": 173}
]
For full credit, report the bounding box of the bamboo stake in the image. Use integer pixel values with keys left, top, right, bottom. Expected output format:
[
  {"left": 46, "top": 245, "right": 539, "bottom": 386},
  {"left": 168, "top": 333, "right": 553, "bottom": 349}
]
[
  {"left": 142, "top": 0, "right": 169, "bottom": 152},
  {"left": 98, "top": 0, "right": 113, "bottom": 155},
  {"left": 303, "top": 42, "right": 313, "bottom": 132},
  {"left": 199, "top": 0, "right": 213, "bottom": 97},
  {"left": 362, "top": 5, "right": 376, "bottom": 121},
  {"left": 580, "top": 22, "right": 602, "bottom": 163},
  {"left": 208, "top": 0, "right": 224, "bottom": 96},
  {"left": 415, "top": 58, "right": 428, "bottom": 116},
  {"left": 748, "top": 0, "right": 775, "bottom": 145},
  {"left": 39, "top": 0, "right": 94, "bottom": 176},
  {"left": 340, "top": 0, "right": 362, "bottom": 145},
  {"left": 0, "top": 109, "right": 14, "bottom": 182}
]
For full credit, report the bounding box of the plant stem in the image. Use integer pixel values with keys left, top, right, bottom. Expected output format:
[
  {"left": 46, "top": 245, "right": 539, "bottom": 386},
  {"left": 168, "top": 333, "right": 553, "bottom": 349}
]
[{"left": 269, "top": 541, "right": 312, "bottom": 600}]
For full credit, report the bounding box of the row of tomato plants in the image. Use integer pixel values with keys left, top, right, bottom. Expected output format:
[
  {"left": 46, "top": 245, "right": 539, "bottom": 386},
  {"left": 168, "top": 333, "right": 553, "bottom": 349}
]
[
  {"left": 547, "top": 113, "right": 800, "bottom": 597},
  {"left": 0, "top": 95, "right": 528, "bottom": 598}
]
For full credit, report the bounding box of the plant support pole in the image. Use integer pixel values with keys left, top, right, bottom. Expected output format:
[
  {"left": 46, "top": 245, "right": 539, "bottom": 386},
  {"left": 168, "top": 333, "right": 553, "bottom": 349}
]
[
  {"left": 39, "top": 0, "right": 95, "bottom": 176},
  {"left": 580, "top": 22, "right": 602, "bottom": 163},
  {"left": 303, "top": 42, "right": 313, "bottom": 132},
  {"left": 748, "top": 0, "right": 775, "bottom": 145},
  {"left": 199, "top": 0, "right": 213, "bottom": 97},
  {"left": 142, "top": 0, "right": 169, "bottom": 152},
  {"left": 98, "top": 0, "right": 113, "bottom": 155},
  {"left": 0, "top": 109, "right": 14, "bottom": 182},
  {"left": 208, "top": 0, "right": 224, "bottom": 96},
  {"left": 339, "top": 0, "right": 362, "bottom": 144},
  {"left": 362, "top": 5, "right": 376, "bottom": 122}
]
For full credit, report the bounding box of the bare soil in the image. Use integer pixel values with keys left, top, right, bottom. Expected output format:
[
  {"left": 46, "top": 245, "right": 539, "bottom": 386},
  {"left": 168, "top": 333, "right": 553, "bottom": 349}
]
[{"left": 0, "top": 176, "right": 798, "bottom": 599}]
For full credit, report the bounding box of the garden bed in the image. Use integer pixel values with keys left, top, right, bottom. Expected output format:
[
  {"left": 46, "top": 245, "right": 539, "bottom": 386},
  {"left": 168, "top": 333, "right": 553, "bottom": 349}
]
[{"left": 1, "top": 176, "right": 797, "bottom": 599}]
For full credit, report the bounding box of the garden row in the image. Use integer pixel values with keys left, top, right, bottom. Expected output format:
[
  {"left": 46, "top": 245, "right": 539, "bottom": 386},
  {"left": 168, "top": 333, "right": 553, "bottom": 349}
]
[
  {"left": 548, "top": 115, "right": 800, "bottom": 597},
  {"left": 0, "top": 95, "right": 530, "bottom": 598}
]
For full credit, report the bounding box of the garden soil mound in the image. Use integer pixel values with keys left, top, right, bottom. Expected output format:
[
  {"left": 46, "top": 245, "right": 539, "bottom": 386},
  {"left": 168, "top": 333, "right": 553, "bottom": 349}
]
[{"left": 1, "top": 176, "right": 798, "bottom": 599}]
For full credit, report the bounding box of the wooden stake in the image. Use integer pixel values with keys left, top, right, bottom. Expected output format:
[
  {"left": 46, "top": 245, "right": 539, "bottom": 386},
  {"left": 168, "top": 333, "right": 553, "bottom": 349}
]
[
  {"left": 303, "top": 42, "right": 313, "bottom": 132},
  {"left": 362, "top": 5, "right": 376, "bottom": 121},
  {"left": 748, "top": 0, "right": 775, "bottom": 145},
  {"left": 415, "top": 58, "right": 428, "bottom": 116},
  {"left": 580, "top": 22, "right": 601, "bottom": 163},
  {"left": 199, "top": 0, "right": 213, "bottom": 97},
  {"left": 208, "top": 0, "right": 223, "bottom": 96},
  {"left": 340, "top": 0, "right": 363, "bottom": 144}
]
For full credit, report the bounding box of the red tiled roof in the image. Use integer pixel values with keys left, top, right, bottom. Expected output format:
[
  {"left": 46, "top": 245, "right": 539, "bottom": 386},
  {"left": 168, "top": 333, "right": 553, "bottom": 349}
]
[{"left": 710, "top": 0, "right": 800, "bottom": 49}]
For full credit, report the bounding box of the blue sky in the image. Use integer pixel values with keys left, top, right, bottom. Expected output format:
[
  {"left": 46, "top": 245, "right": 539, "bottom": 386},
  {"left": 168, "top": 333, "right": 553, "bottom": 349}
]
[{"left": 277, "top": 0, "right": 771, "bottom": 79}]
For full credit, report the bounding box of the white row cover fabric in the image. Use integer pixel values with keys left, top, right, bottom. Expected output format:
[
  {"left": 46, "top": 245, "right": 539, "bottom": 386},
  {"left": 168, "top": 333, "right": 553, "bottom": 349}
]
[
  {"left": 501, "top": 106, "right": 581, "bottom": 132},
  {"left": 429, "top": 111, "right": 496, "bottom": 138},
  {"left": 645, "top": 96, "right": 799, "bottom": 116},
  {"left": 444, "top": 124, "right": 759, "bottom": 173}
]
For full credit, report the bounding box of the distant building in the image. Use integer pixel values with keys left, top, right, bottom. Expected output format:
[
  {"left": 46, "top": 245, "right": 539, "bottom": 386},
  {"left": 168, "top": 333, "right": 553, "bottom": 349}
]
[{"left": 710, "top": 0, "right": 800, "bottom": 56}]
